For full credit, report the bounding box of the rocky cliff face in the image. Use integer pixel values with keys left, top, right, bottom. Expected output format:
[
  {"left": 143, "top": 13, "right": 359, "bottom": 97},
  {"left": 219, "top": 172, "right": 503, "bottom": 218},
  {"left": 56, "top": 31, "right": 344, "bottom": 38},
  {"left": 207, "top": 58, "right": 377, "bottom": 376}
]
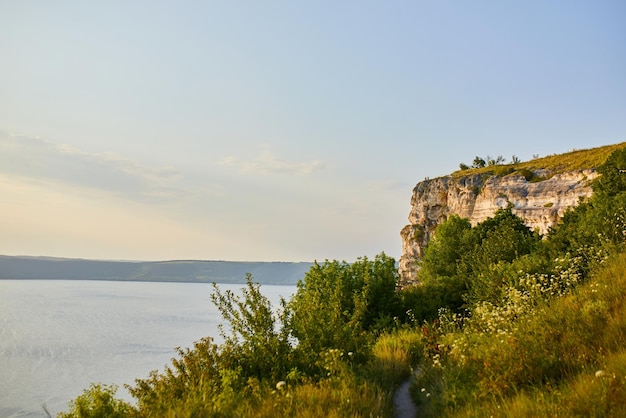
[{"left": 398, "top": 169, "right": 598, "bottom": 286}]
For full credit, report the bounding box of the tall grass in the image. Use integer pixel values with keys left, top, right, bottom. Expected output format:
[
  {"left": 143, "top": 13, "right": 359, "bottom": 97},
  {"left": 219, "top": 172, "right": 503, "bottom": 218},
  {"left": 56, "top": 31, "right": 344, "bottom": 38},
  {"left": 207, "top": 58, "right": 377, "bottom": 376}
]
[
  {"left": 189, "top": 330, "right": 424, "bottom": 417},
  {"left": 414, "top": 252, "right": 626, "bottom": 417}
]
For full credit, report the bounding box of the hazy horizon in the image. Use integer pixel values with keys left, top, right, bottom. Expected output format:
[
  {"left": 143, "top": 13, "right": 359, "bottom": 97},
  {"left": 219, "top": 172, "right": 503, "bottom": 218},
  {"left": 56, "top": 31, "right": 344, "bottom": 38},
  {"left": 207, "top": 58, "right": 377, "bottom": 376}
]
[
  {"left": 0, "top": 253, "right": 316, "bottom": 263},
  {"left": 1, "top": 2, "right": 624, "bottom": 262}
]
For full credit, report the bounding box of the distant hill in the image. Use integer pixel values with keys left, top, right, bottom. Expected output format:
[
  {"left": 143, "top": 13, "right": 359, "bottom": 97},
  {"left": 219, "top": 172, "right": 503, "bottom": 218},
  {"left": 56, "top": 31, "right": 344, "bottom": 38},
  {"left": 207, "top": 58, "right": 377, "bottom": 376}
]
[{"left": 0, "top": 256, "right": 313, "bottom": 285}]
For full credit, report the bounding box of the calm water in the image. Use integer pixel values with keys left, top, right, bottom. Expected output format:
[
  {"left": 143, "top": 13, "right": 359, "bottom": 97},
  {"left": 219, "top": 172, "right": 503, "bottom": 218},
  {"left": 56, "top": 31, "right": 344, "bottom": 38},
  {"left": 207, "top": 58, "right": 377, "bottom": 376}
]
[{"left": 0, "top": 280, "right": 295, "bottom": 417}]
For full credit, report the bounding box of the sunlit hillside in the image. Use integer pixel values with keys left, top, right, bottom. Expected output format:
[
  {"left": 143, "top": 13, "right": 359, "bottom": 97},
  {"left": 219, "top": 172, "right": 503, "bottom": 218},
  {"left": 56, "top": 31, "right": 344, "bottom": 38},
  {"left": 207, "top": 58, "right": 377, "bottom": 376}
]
[
  {"left": 452, "top": 142, "right": 626, "bottom": 178},
  {"left": 59, "top": 144, "right": 626, "bottom": 417}
]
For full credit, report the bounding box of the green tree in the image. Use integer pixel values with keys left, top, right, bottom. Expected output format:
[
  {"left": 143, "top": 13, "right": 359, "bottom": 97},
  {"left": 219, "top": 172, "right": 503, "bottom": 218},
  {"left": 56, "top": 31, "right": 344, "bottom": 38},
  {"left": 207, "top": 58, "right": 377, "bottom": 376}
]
[
  {"left": 487, "top": 155, "right": 505, "bottom": 166},
  {"left": 472, "top": 156, "right": 486, "bottom": 168},
  {"left": 460, "top": 207, "right": 538, "bottom": 275},
  {"left": 129, "top": 277, "right": 295, "bottom": 416},
  {"left": 415, "top": 208, "right": 540, "bottom": 310},
  {"left": 459, "top": 208, "right": 539, "bottom": 303},
  {"left": 404, "top": 215, "right": 473, "bottom": 320},
  {"left": 289, "top": 253, "right": 399, "bottom": 369},
  {"left": 210, "top": 274, "right": 292, "bottom": 382},
  {"left": 58, "top": 384, "right": 135, "bottom": 418},
  {"left": 545, "top": 148, "right": 626, "bottom": 265},
  {"left": 593, "top": 147, "right": 626, "bottom": 196},
  {"left": 419, "top": 214, "right": 472, "bottom": 280}
]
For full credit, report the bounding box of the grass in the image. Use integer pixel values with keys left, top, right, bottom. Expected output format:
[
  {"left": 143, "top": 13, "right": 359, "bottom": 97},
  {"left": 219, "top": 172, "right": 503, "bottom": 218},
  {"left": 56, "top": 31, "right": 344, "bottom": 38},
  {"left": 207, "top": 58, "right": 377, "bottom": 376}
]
[
  {"left": 413, "top": 251, "right": 626, "bottom": 417},
  {"left": 451, "top": 142, "right": 626, "bottom": 179},
  {"left": 204, "top": 330, "right": 425, "bottom": 417}
]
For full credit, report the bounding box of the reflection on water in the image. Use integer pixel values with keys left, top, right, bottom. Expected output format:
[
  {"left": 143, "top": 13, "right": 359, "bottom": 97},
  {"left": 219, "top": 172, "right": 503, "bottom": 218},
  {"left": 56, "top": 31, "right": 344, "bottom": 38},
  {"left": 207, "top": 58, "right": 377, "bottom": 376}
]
[{"left": 0, "top": 280, "right": 294, "bottom": 418}]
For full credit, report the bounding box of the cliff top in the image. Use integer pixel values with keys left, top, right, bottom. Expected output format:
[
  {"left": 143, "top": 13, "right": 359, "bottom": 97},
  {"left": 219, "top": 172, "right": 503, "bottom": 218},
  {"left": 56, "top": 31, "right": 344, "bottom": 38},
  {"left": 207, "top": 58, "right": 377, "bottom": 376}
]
[{"left": 451, "top": 142, "right": 626, "bottom": 179}]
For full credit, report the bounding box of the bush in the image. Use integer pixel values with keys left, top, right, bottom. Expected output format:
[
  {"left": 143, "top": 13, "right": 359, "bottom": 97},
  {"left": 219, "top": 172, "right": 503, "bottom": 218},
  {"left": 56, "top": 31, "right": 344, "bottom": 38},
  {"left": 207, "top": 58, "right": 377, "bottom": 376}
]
[
  {"left": 211, "top": 275, "right": 292, "bottom": 382},
  {"left": 289, "top": 253, "right": 400, "bottom": 370},
  {"left": 416, "top": 208, "right": 540, "bottom": 308},
  {"left": 593, "top": 146, "right": 626, "bottom": 196},
  {"left": 58, "top": 384, "right": 135, "bottom": 418}
]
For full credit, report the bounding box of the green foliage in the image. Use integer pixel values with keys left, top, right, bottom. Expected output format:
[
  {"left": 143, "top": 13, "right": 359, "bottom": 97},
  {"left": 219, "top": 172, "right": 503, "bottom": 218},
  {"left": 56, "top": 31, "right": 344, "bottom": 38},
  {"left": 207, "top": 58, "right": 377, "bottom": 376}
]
[
  {"left": 58, "top": 384, "right": 135, "bottom": 418},
  {"left": 594, "top": 146, "right": 626, "bottom": 196},
  {"left": 399, "top": 274, "right": 467, "bottom": 323},
  {"left": 486, "top": 155, "right": 505, "bottom": 166},
  {"left": 461, "top": 208, "right": 540, "bottom": 303},
  {"left": 289, "top": 253, "right": 400, "bottom": 369},
  {"left": 403, "top": 209, "right": 542, "bottom": 324},
  {"left": 128, "top": 338, "right": 226, "bottom": 417},
  {"left": 415, "top": 252, "right": 626, "bottom": 417},
  {"left": 414, "top": 208, "right": 540, "bottom": 312},
  {"left": 518, "top": 167, "right": 536, "bottom": 181},
  {"left": 127, "top": 276, "right": 298, "bottom": 416},
  {"left": 492, "top": 165, "right": 514, "bottom": 176},
  {"left": 472, "top": 156, "right": 486, "bottom": 168},
  {"left": 211, "top": 275, "right": 292, "bottom": 382},
  {"left": 419, "top": 215, "right": 472, "bottom": 280},
  {"left": 545, "top": 194, "right": 626, "bottom": 266}
]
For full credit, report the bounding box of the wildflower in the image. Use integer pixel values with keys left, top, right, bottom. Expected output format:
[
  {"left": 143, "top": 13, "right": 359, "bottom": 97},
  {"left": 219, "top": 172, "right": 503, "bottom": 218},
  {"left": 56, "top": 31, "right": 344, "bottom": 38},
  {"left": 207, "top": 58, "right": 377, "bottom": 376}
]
[
  {"left": 276, "top": 381, "right": 286, "bottom": 390},
  {"left": 595, "top": 370, "right": 606, "bottom": 378},
  {"left": 421, "top": 388, "right": 426, "bottom": 392}
]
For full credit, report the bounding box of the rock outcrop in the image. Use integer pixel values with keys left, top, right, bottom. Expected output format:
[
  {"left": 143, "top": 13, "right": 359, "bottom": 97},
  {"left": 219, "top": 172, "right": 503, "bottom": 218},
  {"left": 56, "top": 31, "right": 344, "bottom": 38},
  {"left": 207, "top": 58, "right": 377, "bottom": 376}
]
[{"left": 398, "top": 169, "right": 598, "bottom": 286}]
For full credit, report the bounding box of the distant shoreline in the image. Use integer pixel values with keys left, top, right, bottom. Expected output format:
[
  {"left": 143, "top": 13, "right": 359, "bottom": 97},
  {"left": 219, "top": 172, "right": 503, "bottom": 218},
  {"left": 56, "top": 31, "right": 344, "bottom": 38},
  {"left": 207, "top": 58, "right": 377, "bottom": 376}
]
[{"left": 0, "top": 255, "right": 313, "bottom": 286}]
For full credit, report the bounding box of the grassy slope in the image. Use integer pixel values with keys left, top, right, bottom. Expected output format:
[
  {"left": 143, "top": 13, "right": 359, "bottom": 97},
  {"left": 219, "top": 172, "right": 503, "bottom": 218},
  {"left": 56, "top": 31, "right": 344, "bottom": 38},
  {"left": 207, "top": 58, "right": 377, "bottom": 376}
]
[
  {"left": 451, "top": 142, "right": 626, "bottom": 178},
  {"left": 413, "top": 251, "right": 626, "bottom": 417}
]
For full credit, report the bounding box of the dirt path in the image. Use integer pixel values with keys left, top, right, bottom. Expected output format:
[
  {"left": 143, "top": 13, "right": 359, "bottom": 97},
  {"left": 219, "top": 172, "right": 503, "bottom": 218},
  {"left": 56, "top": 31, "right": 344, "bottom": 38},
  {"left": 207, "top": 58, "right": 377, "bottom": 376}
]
[{"left": 393, "top": 377, "right": 417, "bottom": 418}]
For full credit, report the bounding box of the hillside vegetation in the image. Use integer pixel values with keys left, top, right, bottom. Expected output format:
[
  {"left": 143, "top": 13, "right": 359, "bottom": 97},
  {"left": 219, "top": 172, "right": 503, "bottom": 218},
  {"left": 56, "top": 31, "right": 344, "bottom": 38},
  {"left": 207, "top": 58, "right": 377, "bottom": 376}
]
[
  {"left": 452, "top": 142, "right": 626, "bottom": 179},
  {"left": 59, "top": 144, "right": 626, "bottom": 417}
]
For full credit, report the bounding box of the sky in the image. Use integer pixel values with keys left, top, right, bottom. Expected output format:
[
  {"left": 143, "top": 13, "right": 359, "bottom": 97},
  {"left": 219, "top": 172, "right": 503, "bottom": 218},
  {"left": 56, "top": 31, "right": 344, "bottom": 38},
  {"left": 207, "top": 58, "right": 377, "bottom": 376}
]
[{"left": 1, "top": 1, "right": 625, "bottom": 262}]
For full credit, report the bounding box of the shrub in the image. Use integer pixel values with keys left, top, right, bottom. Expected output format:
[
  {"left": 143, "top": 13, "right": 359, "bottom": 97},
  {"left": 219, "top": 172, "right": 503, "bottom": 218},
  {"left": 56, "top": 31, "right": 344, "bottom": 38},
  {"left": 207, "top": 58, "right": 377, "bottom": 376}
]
[
  {"left": 58, "top": 384, "right": 135, "bottom": 418},
  {"left": 593, "top": 146, "right": 626, "bottom": 196},
  {"left": 289, "top": 253, "right": 400, "bottom": 371}
]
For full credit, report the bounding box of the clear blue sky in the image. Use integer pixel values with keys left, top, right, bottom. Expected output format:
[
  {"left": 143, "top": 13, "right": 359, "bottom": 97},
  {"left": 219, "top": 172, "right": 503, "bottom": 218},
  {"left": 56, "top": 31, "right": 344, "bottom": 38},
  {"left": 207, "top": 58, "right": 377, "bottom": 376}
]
[{"left": 1, "top": 1, "right": 624, "bottom": 262}]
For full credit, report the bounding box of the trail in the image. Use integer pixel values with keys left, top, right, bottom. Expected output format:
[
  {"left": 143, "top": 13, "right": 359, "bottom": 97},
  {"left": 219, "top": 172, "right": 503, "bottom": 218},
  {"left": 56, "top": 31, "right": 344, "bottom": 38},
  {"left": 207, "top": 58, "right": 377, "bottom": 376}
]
[{"left": 393, "top": 376, "right": 417, "bottom": 418}]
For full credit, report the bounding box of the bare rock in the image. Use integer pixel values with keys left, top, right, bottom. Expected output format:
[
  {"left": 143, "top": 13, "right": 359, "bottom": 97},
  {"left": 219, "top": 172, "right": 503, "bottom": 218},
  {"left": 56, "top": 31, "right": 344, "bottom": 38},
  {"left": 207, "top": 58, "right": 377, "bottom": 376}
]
[{"left": 398, "top": 169, "right": 597, "bottom": 287}]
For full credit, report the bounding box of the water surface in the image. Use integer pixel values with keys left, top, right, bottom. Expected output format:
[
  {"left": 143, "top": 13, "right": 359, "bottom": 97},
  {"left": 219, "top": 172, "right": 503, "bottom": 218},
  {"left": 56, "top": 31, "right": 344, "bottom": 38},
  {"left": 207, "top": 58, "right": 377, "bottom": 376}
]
[{"left": 0, "top": 280, "right": 294, "bottom": 417}]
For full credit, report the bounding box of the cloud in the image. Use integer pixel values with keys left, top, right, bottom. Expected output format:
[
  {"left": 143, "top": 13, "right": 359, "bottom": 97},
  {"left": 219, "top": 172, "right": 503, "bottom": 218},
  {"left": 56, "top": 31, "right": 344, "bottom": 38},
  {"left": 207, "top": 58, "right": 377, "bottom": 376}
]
[
  {"left": 0, "top": 130, "right": 186, "bottom": 202},
  {"left": 220, "top": 150, "right": 325, "bottom": 176}
]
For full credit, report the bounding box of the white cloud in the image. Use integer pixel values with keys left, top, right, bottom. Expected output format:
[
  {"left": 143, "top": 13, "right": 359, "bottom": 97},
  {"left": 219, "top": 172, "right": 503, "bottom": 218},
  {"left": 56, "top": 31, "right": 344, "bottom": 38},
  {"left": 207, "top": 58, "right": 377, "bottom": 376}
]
[
  {"left": 220, "top": 150, "right": 325, "bottom": 176},
  {"left": 0, "top": 130, "right": 187, "bottom": 202}
]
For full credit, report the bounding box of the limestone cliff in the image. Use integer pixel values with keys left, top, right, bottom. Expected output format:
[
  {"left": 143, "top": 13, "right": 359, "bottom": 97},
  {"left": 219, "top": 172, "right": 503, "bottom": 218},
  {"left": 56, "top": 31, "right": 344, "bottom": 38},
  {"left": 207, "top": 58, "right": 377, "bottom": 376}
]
[{"left": 398, "top": 169, "right": 598, "bottom": 286}]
